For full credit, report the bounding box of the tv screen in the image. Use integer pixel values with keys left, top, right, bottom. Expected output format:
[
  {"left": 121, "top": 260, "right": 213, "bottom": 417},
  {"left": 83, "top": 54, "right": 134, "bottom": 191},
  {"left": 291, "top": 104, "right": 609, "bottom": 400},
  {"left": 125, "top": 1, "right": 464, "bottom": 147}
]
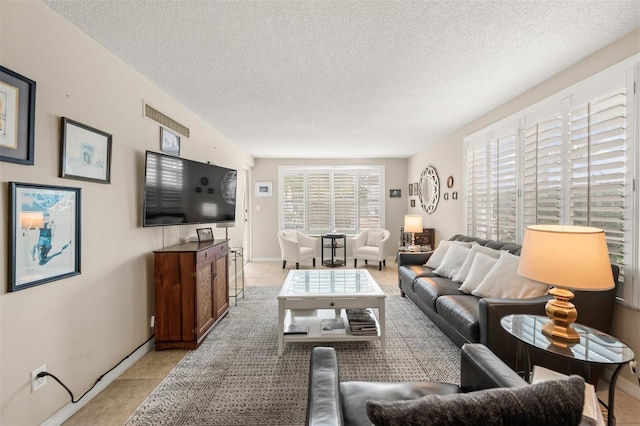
[{"left": 143, "top": 151, "right": 237, "bottom": 227}]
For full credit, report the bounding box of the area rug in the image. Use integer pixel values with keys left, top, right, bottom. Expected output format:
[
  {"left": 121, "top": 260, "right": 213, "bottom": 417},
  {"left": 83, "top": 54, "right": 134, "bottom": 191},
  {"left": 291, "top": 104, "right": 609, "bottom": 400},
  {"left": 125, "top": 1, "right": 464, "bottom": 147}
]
[{"left": 126, "top": 284, "right": 460, "bottom": 425}]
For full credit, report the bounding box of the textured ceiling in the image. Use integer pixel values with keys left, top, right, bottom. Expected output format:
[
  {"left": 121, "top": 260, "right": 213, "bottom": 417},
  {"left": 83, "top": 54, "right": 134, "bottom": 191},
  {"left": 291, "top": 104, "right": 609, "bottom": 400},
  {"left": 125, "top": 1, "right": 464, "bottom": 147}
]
[{"left": 44, "top": 1, "right": 639, "bottom": 159}]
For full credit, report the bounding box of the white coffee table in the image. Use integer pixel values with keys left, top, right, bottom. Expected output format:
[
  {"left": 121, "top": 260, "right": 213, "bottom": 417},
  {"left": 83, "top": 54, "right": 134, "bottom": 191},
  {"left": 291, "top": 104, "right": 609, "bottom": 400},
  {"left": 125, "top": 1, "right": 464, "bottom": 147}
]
[{"left": 276, "top": 269, "right": 386, "bottom": 355}]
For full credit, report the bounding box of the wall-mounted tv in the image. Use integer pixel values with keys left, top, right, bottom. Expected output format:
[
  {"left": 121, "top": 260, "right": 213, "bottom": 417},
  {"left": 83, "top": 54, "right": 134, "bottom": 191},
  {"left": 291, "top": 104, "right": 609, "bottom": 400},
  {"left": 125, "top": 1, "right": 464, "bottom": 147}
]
[{"left": 143, "top": 151, "right": 237, "bottom": 227}]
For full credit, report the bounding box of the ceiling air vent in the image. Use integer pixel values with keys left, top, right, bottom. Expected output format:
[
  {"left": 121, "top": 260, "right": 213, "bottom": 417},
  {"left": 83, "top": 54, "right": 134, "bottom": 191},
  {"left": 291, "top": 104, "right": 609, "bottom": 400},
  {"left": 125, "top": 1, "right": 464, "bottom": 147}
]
[{"left": 144, "top": 104, "right": 190, "bottom": 138}]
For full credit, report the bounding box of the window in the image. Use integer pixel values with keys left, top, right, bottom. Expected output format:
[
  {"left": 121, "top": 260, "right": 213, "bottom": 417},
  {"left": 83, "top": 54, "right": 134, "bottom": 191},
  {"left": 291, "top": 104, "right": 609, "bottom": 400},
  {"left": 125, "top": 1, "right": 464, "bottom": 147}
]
[
  {"left": 279, "top": 166, "right": 384, "bottom": 235},
  {"left": 465, "top": 61, "right": 638, "bottom": 307}
]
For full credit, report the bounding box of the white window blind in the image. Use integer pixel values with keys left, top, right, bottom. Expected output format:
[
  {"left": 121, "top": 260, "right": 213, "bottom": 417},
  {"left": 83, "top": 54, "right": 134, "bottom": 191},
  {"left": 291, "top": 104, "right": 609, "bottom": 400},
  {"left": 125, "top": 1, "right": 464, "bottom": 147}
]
[
  {"left": 279, "top": 166, "right": 384, "bottom": 235},
  {"left": 464, "top": 62, "right": 637, "bottom": 307}
]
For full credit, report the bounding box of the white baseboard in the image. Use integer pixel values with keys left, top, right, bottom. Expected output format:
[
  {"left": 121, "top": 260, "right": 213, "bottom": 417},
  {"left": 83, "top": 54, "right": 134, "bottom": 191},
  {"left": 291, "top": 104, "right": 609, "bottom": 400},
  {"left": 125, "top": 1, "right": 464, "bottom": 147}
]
[{"left": 41, "top": 338, "right": 154, "bottom": 426}]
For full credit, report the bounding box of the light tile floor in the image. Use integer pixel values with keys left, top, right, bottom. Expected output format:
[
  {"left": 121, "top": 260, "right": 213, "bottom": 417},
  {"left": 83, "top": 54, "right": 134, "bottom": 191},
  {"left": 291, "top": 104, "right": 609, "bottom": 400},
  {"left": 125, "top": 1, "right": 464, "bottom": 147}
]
[{"left": 64, "top": 260, "right": 639, "bottom": 425}]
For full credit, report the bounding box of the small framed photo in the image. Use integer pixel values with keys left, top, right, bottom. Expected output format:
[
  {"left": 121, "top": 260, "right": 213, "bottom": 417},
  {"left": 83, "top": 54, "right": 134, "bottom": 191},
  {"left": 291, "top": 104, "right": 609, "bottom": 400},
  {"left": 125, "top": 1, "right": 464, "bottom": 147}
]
[
  {"left": 196, "top": 227, "right": 214, "bottom": 242},
  {"left": 255, "top": 181, "right": 273, "bottom": 197},
  {"left": 390, "top": 189, "right": 401, "bottom": 198},
  {"left": 410, "top": 199, "right": 416, "bottom": 207},
  {"left": 60, "top": 117, "right": 112, "bottom": 183},
  {"left": 9, "top": 182, "right": 81, "bottom": 291},
  {"left": 413, "top": 183, "right": 418, "bottom": 194},
  {"left": 1, "top": 66, "right": 36, "bottom": 165},
  {"left": 408, "top": 184, "right": 413, "bottom": 196},
  {"left": 160, "top": 127, "right": 180, "bottom": 156}
]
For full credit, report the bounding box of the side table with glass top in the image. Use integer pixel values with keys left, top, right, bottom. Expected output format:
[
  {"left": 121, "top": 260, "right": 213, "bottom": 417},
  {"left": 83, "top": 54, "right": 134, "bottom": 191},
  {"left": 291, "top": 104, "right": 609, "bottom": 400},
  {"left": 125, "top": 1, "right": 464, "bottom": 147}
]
[
  {"left": 321, "top": 233, "right": 347, "bottom": 267},
  {"left": 228, "top": 247, "right": 245, "bottom": 306},
  {"left": 501, "top": 314, "right": 634, "bottom": 426}
]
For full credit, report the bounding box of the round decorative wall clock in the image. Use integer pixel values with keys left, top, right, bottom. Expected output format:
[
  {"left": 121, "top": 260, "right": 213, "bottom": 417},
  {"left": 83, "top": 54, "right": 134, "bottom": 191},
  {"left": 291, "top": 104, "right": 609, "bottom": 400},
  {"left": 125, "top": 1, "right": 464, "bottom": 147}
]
[{"left": 418, "top": 166, "right": 440, "bottom": 214}]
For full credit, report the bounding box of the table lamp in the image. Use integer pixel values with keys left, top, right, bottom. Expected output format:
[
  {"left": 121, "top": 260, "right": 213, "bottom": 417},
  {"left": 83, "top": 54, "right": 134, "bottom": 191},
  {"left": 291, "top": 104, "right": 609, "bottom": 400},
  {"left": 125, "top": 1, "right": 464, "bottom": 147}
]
[
  {"left": 216, "top": 222, "right": 235, "bottom": 240},
  {"left": 517, "top": 225, "right": 613, "bottom": 343},
  {"left": 404, "top": 215, "right": 423, "bottom": 250}
]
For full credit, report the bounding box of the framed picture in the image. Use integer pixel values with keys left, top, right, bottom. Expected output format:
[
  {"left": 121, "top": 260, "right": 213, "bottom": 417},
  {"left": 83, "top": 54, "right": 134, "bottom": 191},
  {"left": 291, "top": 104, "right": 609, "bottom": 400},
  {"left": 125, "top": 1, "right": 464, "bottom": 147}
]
[
  {"left": 390, "top": 189, "right": 401, "bottom": 198},
  {"left": 411, "top": 199, "right": 416, "bottom": 207},
  {"left": 413, "top": 183, "right": 418, "bottom": 194},
  {"left": 0, "top": 66, "right": 36, "bottom": 165},
  {"left": 196, "top": 227, "right": 214, "bottom": 242},
  {"left": 409, "top": 184, "right": 413, "bottom": 196},
  {"left": 160, "top": 127, "right": 180, "bottom": 156},
  {"left": 255, "top": 181, "right": 272, "bottom": 197},
  {"left": 60, "top": 117, "right": 112, "bottom": 183},
  {"left": 9, "top": 182, "right": 81, "bottom": 292}
]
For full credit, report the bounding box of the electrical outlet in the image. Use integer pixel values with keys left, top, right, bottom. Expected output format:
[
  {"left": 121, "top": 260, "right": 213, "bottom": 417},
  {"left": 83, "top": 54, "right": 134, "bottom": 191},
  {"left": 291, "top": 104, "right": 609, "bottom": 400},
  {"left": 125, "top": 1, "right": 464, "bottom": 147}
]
[
  {"left": 150, "top": 315, "right": 155, "bottom": 328},
  {"left": 31, "top": 365, "right": 47, "bottom": 393},
  {"left": 630, "top": 360, "right": 638, "bottom": 377}
]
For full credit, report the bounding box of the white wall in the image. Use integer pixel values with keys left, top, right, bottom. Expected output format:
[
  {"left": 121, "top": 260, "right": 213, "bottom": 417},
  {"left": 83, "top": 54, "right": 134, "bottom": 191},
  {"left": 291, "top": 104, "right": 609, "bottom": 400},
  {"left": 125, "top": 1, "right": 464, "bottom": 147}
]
[
  {"left": 0, "top": 2, "right": 254, "bottom": 424},
  {"left": 251, "top": 157, "right": 408, "bottom": 262},
  {"left": 408, "top": 29, "right": 640, "bottom": 390}
]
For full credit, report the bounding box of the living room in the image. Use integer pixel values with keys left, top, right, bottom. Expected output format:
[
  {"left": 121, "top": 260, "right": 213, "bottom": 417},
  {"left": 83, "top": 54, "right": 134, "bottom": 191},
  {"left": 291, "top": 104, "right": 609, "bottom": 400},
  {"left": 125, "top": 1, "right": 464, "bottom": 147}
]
[{"left": 1, "top": 1, "right": 639, "bottom": 425}]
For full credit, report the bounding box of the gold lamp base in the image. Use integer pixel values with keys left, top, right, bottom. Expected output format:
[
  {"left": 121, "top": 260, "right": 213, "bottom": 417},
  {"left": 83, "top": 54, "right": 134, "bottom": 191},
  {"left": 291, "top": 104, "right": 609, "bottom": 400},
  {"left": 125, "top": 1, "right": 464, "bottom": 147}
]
[{"left": 541, "top": 287, "right": 581, "bottom": 343}]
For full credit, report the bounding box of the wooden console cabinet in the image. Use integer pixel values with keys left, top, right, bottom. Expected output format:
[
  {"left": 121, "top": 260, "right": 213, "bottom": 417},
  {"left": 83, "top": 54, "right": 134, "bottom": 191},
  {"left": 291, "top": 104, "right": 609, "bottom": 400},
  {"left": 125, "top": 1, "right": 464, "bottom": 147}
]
[{"left": 153, "top": 240, "right": 229, "bottom": 350}]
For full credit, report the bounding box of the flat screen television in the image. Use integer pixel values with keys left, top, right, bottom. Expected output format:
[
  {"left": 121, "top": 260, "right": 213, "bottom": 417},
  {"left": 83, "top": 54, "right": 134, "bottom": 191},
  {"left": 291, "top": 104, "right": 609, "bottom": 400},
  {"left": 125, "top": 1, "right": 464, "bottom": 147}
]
[{"left": 143, "top": 151, "right": 237, "bottom": 227}]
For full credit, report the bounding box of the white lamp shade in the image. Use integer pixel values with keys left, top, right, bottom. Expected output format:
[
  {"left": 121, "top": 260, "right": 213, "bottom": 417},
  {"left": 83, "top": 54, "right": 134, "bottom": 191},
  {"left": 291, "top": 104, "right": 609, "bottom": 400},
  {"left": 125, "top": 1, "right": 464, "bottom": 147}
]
[
  {"left": 517, "top": 225, "right": 613, "bottom": 291},
  {"left": 404, "top": 215, "right": 423, "bottom": 233}
]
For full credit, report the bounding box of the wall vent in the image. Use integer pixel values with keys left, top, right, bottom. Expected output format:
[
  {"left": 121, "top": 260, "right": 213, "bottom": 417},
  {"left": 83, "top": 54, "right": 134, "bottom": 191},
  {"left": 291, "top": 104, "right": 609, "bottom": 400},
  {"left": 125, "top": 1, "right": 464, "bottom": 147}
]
[{"left": 144, "top": 104, "right": 190, "bottom": 138}]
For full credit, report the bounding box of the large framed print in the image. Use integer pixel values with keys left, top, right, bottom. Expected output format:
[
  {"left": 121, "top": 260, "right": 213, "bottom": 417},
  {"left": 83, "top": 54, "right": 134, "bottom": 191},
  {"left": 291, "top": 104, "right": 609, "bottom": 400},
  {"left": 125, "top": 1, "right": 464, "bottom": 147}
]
[
  {"left": 0, "top": 66, "right": 36, "bottom": 165},
  {"left": 9, "top": 182, "right": 81, "bottom": 291},
  {"left": 60, "top": 117, "right": 112, "bottom": 183}
]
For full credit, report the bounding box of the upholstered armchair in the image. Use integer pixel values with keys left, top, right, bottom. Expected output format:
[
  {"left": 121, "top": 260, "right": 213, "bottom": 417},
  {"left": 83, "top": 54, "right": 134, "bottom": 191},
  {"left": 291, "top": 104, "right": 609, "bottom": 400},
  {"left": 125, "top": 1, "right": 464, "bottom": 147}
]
[
  {"left": 278, "top": 230, "right": 318, "bottom": 269},
  {"left": 352, "top": 229, "right": 390, "bottom": 270}
]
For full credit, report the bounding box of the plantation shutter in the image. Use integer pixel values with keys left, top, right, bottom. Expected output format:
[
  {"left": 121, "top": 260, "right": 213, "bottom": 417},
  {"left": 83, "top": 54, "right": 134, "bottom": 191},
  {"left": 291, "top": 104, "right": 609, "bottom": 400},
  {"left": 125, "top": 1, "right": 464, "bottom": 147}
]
[
  {"left": 522, "top": 110, "right": 563, "bottom": 227},
  {"left": 358, "top": 172, "right": 382, "bottom": 229},
  {"left": 279, "top": 166, "right": 385, "bottom": 235},
  {"left": 568, "top": 82, "right": 628, "bottom": 271},
  {"left": 494, "top": 129, "right": 517, "bottom": 242},
  {"left": 281, "top": 172, "right": 306, "bottom": 229},
  {"left": 332, "top": 171, "right": 356, "bottom": 233},
  {"left": 465, "top": 134, "right": 490, "bottom": 238},
  {"left": 308, "top": 172, "right": 331, "bottom": 233}
]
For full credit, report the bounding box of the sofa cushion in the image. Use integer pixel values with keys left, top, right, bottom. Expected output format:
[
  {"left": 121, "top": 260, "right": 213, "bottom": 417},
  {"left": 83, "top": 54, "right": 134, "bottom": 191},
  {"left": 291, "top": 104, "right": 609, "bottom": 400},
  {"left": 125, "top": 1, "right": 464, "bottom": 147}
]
[
  {"left": 341, "top": 381, "right": 461, "bottom": 426},
  {"left": 366, "top": 375, "right": 585, "bottom": 426},
  {"left": 414, "top": 277, "right": 465, "bottom": 310},
  {"left": 472, "top": 251, "right": 549, "bottom": 299},
  {"left": 435, "top": 295, "right": 480, "bottom": 342},
  {"left": 453, "top": 244, "right": 502, "bottom": 283},
  {"left": 398, "top": 265, "right": 438, "bottom": 293},
  {"left": 433, "top": 244, "right": 471, "bottom": 279},
  {"left": 425, "top": 240, "right": 472, "bottom": 269},
  {"left": 459, "top": 253, "right": 498, "bottom": 294}
]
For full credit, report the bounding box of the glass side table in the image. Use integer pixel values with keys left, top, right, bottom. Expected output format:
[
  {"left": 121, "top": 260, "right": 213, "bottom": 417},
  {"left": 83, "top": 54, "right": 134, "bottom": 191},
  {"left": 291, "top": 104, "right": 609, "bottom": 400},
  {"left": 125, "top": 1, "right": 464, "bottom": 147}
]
[
  {"left": 228, "top": 247, "right": 245, "bottom": 306},
  {"left": 501, "top": 314, "right": 634, "bottom": 426}
]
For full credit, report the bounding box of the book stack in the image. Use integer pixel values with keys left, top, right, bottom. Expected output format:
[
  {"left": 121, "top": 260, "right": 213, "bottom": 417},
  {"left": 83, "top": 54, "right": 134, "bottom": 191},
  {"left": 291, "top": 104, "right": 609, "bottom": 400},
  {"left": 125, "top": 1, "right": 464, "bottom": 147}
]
[{"left": 346, "top": 309, "right": 378, "bottom": 336}]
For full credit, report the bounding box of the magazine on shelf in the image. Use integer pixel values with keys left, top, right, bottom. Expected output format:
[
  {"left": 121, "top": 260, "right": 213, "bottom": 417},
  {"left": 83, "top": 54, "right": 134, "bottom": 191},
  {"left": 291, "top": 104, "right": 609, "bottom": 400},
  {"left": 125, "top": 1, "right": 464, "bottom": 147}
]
[
  {"left": 530, "top": 365, "right": 603, "bottom": 426},
  {"left": 284, "top": 323, "right": 308, "bottom": 335},
  {"left": 346, "top": 308, "right": 378, "bottom": 335},
  {"left": 321, "top": 318, "right": 347, "bottom": 334}
]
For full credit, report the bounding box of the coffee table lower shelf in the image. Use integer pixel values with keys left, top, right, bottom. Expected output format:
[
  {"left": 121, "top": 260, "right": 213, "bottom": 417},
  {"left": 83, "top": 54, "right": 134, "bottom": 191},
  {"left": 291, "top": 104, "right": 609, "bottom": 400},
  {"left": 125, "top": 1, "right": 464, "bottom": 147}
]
[{"left": 279, "top": 308, "right": 384, "bottom": 354}]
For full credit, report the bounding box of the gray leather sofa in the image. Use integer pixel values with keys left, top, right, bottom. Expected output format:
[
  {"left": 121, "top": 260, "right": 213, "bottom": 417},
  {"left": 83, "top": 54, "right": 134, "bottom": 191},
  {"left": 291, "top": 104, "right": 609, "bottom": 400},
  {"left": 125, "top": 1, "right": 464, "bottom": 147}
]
[
  {"left": 398, "top": 234, "right": 618, "bottom": 381},
  {"left": 306, "top": 344, "right": 584, "bottom": 426}
]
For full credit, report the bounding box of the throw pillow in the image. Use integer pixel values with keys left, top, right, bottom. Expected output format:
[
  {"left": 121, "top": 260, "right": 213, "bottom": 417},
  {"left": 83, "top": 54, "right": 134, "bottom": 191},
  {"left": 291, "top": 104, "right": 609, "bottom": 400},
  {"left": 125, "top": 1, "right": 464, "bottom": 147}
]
[
  {"left": 453, "top": 244, "right": 501, "bottom": 283},
  {"left": 366, "top": 375, "right": 585, "bottom": 426},
  {"left": 367, "top": 231, "right": 384, "bottom": 247},
  {"left": 472, "top": 251, "right": 549, "bottom": 299},
  {"left": 425, "top": 240, "right": 472, "bottom": 269},
  {"left": 433, "top": 244, "right": 471, "bottom": 279},
  {"left": 459, "top": 253, "right": 498, "bottom": 294}
]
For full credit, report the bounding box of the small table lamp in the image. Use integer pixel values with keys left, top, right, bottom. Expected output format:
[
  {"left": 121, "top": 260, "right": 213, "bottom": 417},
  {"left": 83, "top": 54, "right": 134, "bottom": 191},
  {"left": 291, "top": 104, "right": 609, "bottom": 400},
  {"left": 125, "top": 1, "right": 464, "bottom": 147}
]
[
  {"left": 404, "top": 215, "right": 423, "bottom": 250},
  {"left": 216, "top": 222, "right": 235, "bottom": 240},
  {"left": 517, "top": 225, "right": 613, "bottom": 343}
]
